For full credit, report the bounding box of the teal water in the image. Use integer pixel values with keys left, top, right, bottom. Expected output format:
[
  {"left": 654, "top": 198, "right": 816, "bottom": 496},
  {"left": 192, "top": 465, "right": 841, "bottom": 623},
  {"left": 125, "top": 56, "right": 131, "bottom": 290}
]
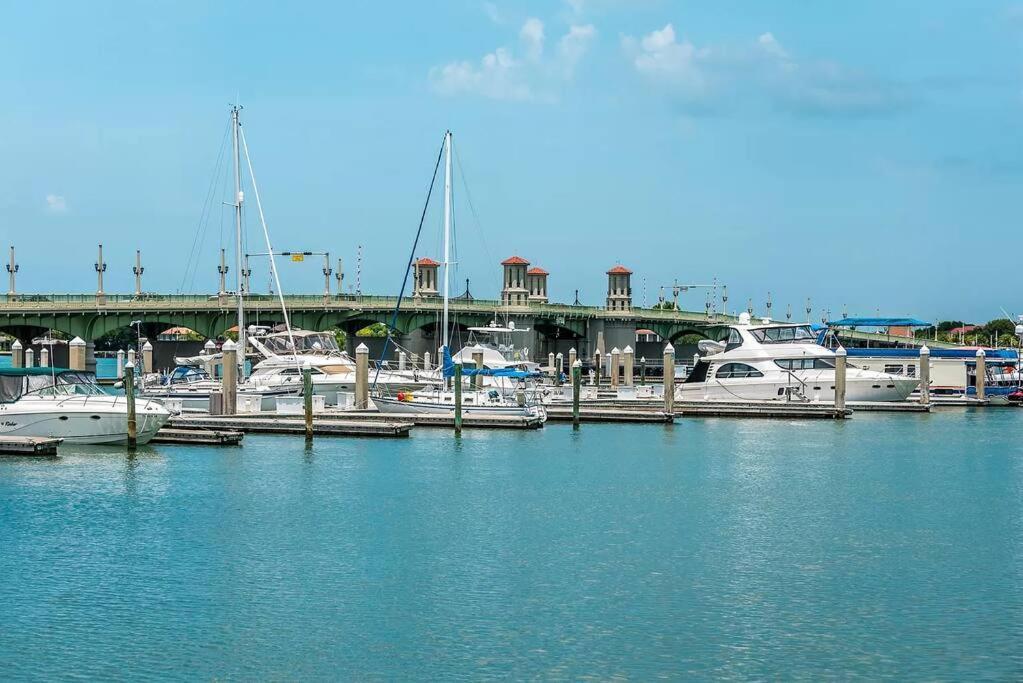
[
  {"left": 0, "top": 355, "right": 117, "bottom": 378},
  {"left": 1, "top": 410, "right": 1021, "bottom": 680}
]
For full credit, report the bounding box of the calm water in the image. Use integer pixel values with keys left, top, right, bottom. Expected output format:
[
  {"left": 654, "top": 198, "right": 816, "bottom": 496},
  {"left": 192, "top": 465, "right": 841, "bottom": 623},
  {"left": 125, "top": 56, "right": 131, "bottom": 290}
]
[{"left": 1, "top": 410, "right": 1021, "bottom": 680}]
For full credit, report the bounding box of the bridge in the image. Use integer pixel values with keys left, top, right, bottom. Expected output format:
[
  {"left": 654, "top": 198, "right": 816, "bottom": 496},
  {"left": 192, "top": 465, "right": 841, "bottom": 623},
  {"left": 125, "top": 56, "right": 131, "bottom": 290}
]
[{"left": 0, "top": 292, "right": 944, "bottom": 371}]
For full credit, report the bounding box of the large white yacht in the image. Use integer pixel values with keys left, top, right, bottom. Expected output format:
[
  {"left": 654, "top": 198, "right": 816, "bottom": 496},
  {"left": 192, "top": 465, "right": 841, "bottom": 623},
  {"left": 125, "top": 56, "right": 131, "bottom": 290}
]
[
  {"left": 678, "top": 314, "right": 919, "bottom": 402},
  {"left": 0, "top": 368, "right": 170, "bottom": 445},
  {"left": 246, "top": 329, "right": 437, "bottom": 404}
]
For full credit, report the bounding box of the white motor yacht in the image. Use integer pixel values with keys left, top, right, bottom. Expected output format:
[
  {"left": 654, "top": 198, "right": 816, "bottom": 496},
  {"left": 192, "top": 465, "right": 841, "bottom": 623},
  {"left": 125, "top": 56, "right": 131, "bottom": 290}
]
[
  {"left": 0, "top": 368, "right": 170, "bottom": 445},
  {"left": 246, "top": 329, "right": 438, "bottom": 404},
  {"left": 678, "top": 313, "right": 919, "bottom": 402}
]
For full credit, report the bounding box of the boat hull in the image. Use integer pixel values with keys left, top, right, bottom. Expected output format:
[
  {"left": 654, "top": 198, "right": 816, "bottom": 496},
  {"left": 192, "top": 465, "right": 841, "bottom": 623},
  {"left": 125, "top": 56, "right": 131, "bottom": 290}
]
[
  {"left": 677, "top": 375, "right": 919, "bottom": 403},
  {"left": 0, "top": 399, "right": 170, "bottom": 445}
]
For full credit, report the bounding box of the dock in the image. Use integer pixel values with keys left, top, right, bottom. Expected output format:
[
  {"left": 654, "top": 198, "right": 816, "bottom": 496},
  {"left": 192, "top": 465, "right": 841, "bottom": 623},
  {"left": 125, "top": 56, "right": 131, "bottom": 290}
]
[
  {"left": 0, "top": 436, "right": 62, "bottom": 456},
  {"left": 544, "top": 405, "right": 673, "bottom": 423},
  {"left": 151, "top": 428, "right": 244, "bottom": 446},
  {"left": 168, "top": 414, "right": 413, "bottom": 437},
  {"left": 324, "top": 410, "right": 545, "bottom": 430},
  {"left": 675, "top": 400, "right": 851, "bottom": 419}
]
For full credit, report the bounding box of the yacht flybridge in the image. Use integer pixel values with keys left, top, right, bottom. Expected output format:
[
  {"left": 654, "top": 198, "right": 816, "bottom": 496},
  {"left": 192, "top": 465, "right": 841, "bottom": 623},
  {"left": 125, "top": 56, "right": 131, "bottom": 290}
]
[
  {"left": 678, "top": 313, "right": 919, "bottom": 402},
  {"left": 0, "top": 368, "right": 170, "bottom": 445}
]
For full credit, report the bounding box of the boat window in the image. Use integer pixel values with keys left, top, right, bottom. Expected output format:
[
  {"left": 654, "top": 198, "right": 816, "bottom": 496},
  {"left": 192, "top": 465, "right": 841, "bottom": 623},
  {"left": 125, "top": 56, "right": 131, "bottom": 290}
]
[
  {"left": 775, "top": 358, "right": 835, "bottom": 370},
  {"left": 907, "top": 365, "right": 916, "bottom": 377},
  {"left": 884, "top": 364, "right": 905, "bottom": 375},
  {"left": 751, "top": 326, "right": 816, "bottom": 344},
  {"left": 726, "top": 329, "right": 743, "bottom": 349},
  {"left": 715, "top": 363, "right": 764, "bottom": 379},
  {"left": 684, "top": 360, "right": 711, "bottom": 384}
]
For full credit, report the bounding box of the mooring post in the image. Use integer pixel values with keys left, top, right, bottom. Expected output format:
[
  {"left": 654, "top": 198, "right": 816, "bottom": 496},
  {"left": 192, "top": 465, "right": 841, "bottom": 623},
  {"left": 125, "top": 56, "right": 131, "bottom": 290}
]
[
  {"left": 202, "top": 339, "right": 216, "bottom": 377},
  {"left": 221, "top": 339, "right": 238, "bottom": 415},
  {"left": 303, "top": 360, "right": 314, "bottom": 440},
  {"left": 640, "top": 356, "right": 646, "bottom": 385},
  {"left": 610, "top": 348, "right": 620, "bottom": 388},
  {"left": 555, "top": 353, "right": 564, "bottom": 386},
  {"left": 116, "top": 349, "right": 125, "bottom": 380},
  {"left": 919, "top": 345, "right": 931, "bottom": 406},
  {"left": 572, "top": 359, "right": 582, "bottom": 428},
  {"left": 24, "top": 347, "right": 34, "bottom": 368},
  {"left": 11, "top": 340, "right": 23, "bottom": 368},
  {"left": 548, "top": 352, "right": 556, "bottom": 381},
  {"left": 127, "top": 347, "right": 136, "bottom": 373},
  {"left": 125, "top": 360, "right": 137, "bottom": 450},
  {"left": 454, "top": 362, "right": 463, "bottom": 434},
  {"left": 40, "top": 346, "right": 49, "bottom": 368},
  {"left": 142, "top": 340, "right": 154, "bottom": 375},
  {"left": 423, "top": 350, "right": 432, "bottom": 372},
  {"left": 975, "top": 348, "right": 986, "bottom": 402},
  {"left": 623, "top": 345, "right": 634, "bottom": 386},
  {"left": 834, "top": 346, "right": 847, "bottom": 415},
  {"left": 69, "top": 336, "right": 86, "bottom": 371},
  {"left": 593, "top": 351, "right": 601, "bottom": 386},
  {"left": 398, "top": 351, "right": 407, "bottom": 372},
  {"left": 663, "top": 342, "right": 675, "bottom": 415},
  {"left": 473, "top": 344, "right": 485, "bottom": 390},
  {"left": 568, "top": 347, "right": 577, "bottom": 373},
  {"left": 355, "top": 343, "right": 369, "bottom": 409}
]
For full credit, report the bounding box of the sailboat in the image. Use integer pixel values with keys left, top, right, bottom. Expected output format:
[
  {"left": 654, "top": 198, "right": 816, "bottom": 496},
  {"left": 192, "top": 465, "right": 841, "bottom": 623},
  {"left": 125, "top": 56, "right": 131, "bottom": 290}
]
[
  {"left": 140, "top": 106, "right": 302, "bottom": 411},
  {"left": 372, "top": 131, "right": 547, "bottom": 421}
]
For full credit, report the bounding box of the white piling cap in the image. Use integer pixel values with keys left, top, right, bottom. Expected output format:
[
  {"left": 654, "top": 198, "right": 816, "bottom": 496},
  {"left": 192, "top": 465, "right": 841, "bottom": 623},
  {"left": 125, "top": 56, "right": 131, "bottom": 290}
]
[
  {"left": 303, "top": 360, "right": 312, "bottom": 370},
  {"left": 69, "top": 336, "right": 86, "bottom": 347},
  {"left": 976, "top": 348, "right": 986, "bottom": 358},
  {"left": 664, "top": 342, "right": 675, "bottom": 353},
  {"left": 222, "top": 339, "right": 237, "bottom": 351},
  {"left": 204, "top": 339, "right": 217, "bottom": 350},
  {"left": 11, "top": 340, "right": 21, "bottom": 349},
  {"left": 640, "top": 356, "right": 646, "bottom": 362},
  {"left": 611, "top": 347, "right": 620, "bottom": 354},
  {"left": 572, "top": 359, "right": 582, "bottom": 367},
  {"left": 835, "top": 346, "right": 847, "bottom": 356},
  {"left": 356, "top": 342, "right": 369, "bottom": 352},
  {"left": 920, "top": 344, "right": 930, "bottom": 355},
  {"left": 142, "top": 340, "right": 153, "bottom": 351},
  {"left": 125, "top": 359, "right": 134, "bottom": 368},
  {"left": 556, "top": 352, "right": 563, "bottom": 358},
  {"left": 623, "top": 345, "right": 633, "bottom": 353},
  {"left": 569, "top": 347, "right": 576, "bottom": 354}
]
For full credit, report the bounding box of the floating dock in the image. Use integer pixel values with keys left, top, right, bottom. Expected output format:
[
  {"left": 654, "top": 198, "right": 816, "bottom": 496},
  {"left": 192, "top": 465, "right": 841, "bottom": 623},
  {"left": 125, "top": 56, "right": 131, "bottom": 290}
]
[
  {"left": 0, "top": 436, "right": 62, "bottom": 456},
  {"left": 151, "top": 428, "right": 244, "bottom": 446},
  {"left": 544, "top": 406, "right": 673, "bottom": 423},
  {"left": 169, "top": 415, "right": 413, "bottom": 437},
  {"left": 675, "top": 400, "right": 851, "bottom": 419},
  {"left": 325, "top": 409, "right": 545, "bottom": 430}
]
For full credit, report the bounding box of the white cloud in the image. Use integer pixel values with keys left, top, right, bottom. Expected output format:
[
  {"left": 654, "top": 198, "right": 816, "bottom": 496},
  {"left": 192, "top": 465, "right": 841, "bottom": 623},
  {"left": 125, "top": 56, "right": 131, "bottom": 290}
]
[
  {"left": 45, "top": 194, "right": 67, "bottom": 213},
  {"left": 623, "top": 24, "right": 908, "bottom": 117},
  {"left": 481, "top": 1, "right": 504, "bottom": 25},
  {"left": 430, "top": 18, "right": 596, "bottom": 101}
]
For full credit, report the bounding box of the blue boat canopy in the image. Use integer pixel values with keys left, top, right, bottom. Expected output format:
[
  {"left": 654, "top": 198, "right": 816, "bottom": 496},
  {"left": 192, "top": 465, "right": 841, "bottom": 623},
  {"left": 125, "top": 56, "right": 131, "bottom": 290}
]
[
  {"left": 440, "top": 346, "right": 540, "bottom": 379},
  {"left": 828, "top": 317, "right": 932, "bottom": 328}
]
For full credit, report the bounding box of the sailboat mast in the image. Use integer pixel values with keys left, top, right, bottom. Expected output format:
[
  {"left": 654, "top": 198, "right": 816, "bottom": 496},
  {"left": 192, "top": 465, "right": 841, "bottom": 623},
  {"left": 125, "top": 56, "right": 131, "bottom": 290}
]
[
  {"left": 442, "top": 130, "right": 452, "bottom": 351},
  {"left": 232, "top": 105, "right": 246, "bottom": 375}
]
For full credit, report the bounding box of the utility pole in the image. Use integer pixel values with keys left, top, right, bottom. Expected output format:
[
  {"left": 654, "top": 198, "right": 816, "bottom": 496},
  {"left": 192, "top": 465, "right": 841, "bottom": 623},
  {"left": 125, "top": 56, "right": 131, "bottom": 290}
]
[
  {"left": 335, "top": 257, "right": 343, "bottom": 296},
  {"left": 322, "top": 252, "right": 332, "bottom": 302}
]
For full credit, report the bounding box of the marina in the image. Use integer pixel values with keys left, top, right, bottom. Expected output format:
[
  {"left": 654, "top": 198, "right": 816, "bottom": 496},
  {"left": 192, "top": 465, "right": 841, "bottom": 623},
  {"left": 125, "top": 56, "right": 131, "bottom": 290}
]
[{"left": 3, "top": 2, "right": 1022, "bottom": 677}]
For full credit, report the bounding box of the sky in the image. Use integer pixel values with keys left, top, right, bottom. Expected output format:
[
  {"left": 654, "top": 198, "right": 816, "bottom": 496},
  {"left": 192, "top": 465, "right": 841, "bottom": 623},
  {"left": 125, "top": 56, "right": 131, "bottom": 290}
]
[{"left": 0, "top": 0, "right": 1020, "bottom": 322}]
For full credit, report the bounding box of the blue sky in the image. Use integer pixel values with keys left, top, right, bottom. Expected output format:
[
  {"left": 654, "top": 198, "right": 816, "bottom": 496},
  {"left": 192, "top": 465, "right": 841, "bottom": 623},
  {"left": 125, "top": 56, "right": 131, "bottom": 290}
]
[{"left": 1, "top": 1, "right": 1020, "bottom": 321}]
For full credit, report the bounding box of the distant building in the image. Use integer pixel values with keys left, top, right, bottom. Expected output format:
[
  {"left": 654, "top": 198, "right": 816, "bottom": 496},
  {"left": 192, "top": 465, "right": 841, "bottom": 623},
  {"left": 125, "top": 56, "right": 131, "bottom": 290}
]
[{"left": 948, "top": 325, "right": 979, "bottom": 336}]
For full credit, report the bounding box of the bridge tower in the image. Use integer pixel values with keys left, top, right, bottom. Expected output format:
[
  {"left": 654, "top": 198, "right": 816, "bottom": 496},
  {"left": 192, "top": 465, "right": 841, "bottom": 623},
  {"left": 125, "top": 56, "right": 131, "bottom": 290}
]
[
  {"left": 606, "top": 265, "right": 632, "bottom": 312},
  {"left": 526, "top": 266, "right": 549, "bottom": 303},
  {"left": 413, "top": 257, "right": 439, "bottom": 298},
  {"left": 501, "top": 256, "right": 530, "bottom": 306}
]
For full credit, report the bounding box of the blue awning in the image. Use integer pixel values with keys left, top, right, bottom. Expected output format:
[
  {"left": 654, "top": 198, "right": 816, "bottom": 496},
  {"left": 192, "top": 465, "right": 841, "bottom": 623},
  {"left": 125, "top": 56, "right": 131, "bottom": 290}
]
[{"left": 828, "top": 317, "right": 932, "bottom": 328}]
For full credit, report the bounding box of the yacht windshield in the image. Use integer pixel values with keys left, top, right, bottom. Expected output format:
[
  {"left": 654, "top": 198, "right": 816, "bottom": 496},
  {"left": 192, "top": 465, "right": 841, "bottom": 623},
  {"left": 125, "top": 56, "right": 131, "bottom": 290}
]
[
  {"left": 261, "top": 333, "right": 340, "bottom": 355},
  {"left": 751, "top": 326, "right": 817, "bottom": 344},
  {"left": 0, "top": 371, "right": 106, "bottom": 401}
]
